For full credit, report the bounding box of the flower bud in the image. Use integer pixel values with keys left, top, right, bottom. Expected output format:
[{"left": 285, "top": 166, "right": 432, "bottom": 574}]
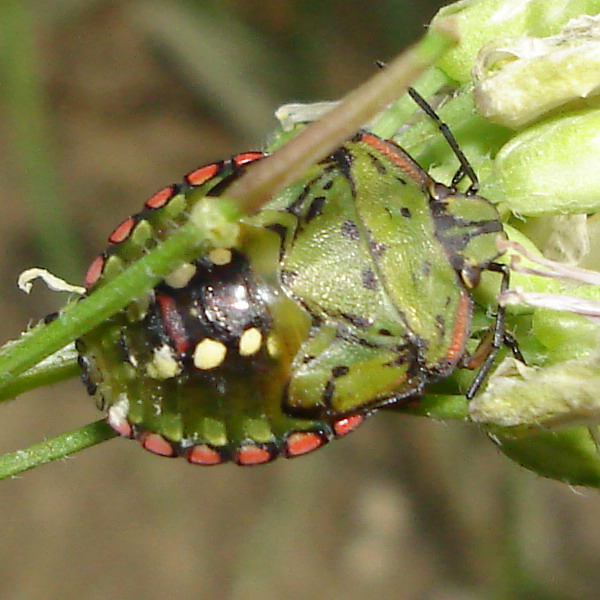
[{"left": 432, "top": 0, "right": 600, "bottom": 82}]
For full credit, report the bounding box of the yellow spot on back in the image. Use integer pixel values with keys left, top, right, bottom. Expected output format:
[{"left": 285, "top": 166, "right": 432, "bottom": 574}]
[
  {"left": 208, "top": 247, "right": 232, "bottom": 265},
  {"left": 194, "top": 338, "right": 227, "bottom": 370},
  {"left": 146, "top": 344, "right": 181, "bottom": 379},
  {"left": 239, "top": 327, "right": 262, "bottom": 356},
  {"left": 164, "top": 262, "right": 197, "bottom": 288}
]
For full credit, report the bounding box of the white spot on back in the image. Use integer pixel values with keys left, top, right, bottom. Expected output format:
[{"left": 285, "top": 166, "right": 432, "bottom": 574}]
[
  {"left": 146, "top": 344, "right": 181, "bottom": 379},
  {"left": 164, "top": 262, "right": 197, "bottom": 288},
  {"left": 239, "top": 327, "right": 262, "bottom": 356},
  {"left": 208, "top": 248, "right": 232, "bottom": 265},
  {"left": 194, "top": 338, "right": 227, "bottom": 370},
  {"left": 107, "top": 394, "right": 130, "bottom": 429}
]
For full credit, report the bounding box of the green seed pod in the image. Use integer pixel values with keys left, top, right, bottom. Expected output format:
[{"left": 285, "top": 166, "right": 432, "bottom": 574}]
[
  {"left": 473, "top": 14, "right": 600, "bottom": 127},
  {"left": 432, "top": 0, "right": 600, "bottom": 83},
  {"left": 468, "top": 235, "right": 600, "bottom": 485},
  {"left": 494, "top": 427, "right": 600, "bottom": 487},
  {"left": 471, "top": 354, "right": 600, "bottom": 428},
  {"left": 470, "top": 355, "right": 600, "bottom": 486},
  {"left": 495, "top": 108, "right": 600, "bottom": 216}
]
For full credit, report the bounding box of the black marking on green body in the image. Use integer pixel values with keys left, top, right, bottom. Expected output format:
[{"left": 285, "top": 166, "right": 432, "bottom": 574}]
[
  {"left": 340, "top": 312, "right": 372, "bottom": 329},
  {"left": 369, "top": 240, "right": 388, "bottom": 257},
  {"left": 330, "top": 147, "right": 356, "bottom": 195},
  {"left": 332, "top": 366, "right": 350, "bottom": 377},
  {"left": 369, "top": 153, "right": 388, "bottom": 175},
  {"left": 265, "top": 222, "right": 288, "bottom": 241},
  {"left": 305, "top": 195, "right": 326, "bottom": 223},
  {"left": 341, "top": 220, "right": 360, "bottom": 240},
  {"left": 322, "top": 379, "right": 335, "bottom": 408},
  {"left": 286, "top": 185, "right": 312, "bottom": 216},
  {"left": 362, "top": 268, "right": 378, "bottom": 290},
  {"left": 77, "top": 353, "right": 97, "bottom": 396},
  {"left": 280, "top": 269, "right": 299, "bottom": 285}
]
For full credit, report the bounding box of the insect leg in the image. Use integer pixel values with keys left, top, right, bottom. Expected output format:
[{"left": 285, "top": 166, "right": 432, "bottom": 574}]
[
  {"left": 407, "top": 87, "right": 479, "bottom": 195},
  {"left": 502, "top": 330, "right": 526, "bottom": 364},
  {"left": 464, "top": 262, "right": 524, "bottom": 399}
]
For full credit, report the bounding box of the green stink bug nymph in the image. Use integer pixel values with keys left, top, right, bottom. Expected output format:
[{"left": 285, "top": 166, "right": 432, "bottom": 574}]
[{"left": 76, "top": 90, "right": 519, "bottom": 466}]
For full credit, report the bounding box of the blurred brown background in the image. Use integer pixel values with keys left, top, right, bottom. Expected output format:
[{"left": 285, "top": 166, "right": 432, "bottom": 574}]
[{"left": 0, "top": 1, "right": 599, "bottom": 599}]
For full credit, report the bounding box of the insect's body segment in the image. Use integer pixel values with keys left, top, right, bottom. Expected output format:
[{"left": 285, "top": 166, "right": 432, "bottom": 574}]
[
  {"left": 78, "top": 152, "right": 369, "bottom": 465},
  {"left": 267, "top": 132, "right": 505, "bottom": 418},
  {"left": 78, "top": 117, "right": 507, "bottom": 465}
]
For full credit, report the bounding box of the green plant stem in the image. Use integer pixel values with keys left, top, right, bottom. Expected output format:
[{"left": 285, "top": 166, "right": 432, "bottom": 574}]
[
  {"left": 0, "top": 344, "right": 79, "bottom": 403},
  {"left": 391, "top": 393, "right": 469, "bottom": 420},
  {"left": 0, "top": 420, "right": 117, "bottom": 480}
]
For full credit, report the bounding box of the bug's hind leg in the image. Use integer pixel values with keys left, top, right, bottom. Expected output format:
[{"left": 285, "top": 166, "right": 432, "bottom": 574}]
[{"left": 461, "top": 263, "right": 525, "bottom": 399}]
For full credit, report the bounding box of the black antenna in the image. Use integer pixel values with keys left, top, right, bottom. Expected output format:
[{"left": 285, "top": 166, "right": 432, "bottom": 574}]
[{"left": 408, "top": 87, "right": 479, "bottom": 195}]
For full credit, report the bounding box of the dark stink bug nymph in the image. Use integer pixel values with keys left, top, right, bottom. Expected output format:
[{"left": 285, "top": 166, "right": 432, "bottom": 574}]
[{"left": 76, "top": 89, "right": 519, "bottom": 466}]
